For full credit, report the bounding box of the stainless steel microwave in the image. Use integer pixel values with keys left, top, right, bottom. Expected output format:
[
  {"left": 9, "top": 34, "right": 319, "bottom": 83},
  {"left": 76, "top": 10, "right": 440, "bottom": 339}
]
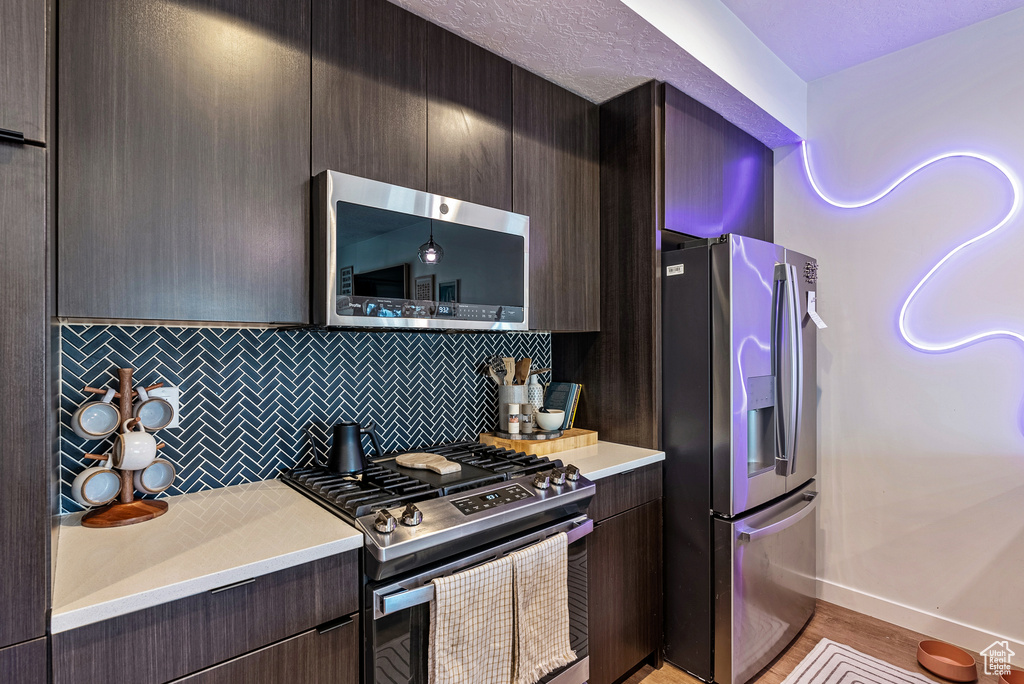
[{"left": 313, "top": 171, "right": 529, "bottom": 331}]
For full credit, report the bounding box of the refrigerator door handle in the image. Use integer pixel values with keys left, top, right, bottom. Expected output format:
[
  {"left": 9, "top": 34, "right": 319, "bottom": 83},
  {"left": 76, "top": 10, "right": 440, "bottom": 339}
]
[
  {"left": 785, "top": 262, "right": 803, "bottom": 476},
  {"left": 771, "top": 266, "right": 788, "bottom": 474},
  {"left": 737, "top": 491, "right": 818, "bottom": 544}
]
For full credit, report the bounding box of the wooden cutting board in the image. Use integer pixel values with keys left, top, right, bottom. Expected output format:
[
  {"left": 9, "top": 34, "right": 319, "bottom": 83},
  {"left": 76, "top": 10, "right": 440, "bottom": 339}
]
[
  {"left": 395, "top": 452, "right": 462, "bottom": 475},
  {"left": 479, "top": 428, "right": 598, "bottom": 457}
]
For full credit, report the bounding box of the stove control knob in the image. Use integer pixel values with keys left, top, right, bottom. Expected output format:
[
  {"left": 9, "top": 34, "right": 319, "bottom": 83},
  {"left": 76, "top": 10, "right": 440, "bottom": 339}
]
[
  {"left": 374, "top": 509, "right": 397, "bottom": 534},
  {"left": 533, "top": 472, "right": 551, "bottom": 490},
  {"left": 549, "top": 468, "right": 567, "bottom": 486},
  {"left": 401, "top": 504, "right": 423, "bottom": 527},
  {"left": 565, "top": 464, "right": 581, "bottom": 482}
]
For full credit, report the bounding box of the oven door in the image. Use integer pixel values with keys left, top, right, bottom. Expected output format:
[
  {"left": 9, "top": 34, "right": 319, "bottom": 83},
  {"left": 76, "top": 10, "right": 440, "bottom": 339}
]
[{"left": 364, "top": 516, "right": 592, "bottom": 684}]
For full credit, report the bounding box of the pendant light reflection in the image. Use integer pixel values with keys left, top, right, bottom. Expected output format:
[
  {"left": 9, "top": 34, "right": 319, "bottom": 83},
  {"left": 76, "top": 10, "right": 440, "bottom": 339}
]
[{"left": 418, "top": 224, "right": 444, "bottom": 264}]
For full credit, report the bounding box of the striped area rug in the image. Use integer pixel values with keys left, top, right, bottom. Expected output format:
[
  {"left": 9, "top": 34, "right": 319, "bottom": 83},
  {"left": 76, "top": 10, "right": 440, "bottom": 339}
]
[{"left": 782, "top": 639, "right": 936, "bottom": 684}]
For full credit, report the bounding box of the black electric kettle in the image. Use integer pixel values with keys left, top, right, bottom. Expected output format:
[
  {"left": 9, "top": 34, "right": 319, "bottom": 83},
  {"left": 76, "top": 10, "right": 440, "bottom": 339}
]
[{"left": 320, "top": 420, "right": 381, "bottom": 475}]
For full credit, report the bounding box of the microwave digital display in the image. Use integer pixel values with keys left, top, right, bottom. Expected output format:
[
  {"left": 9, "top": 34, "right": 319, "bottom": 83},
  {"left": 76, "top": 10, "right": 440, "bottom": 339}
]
[{"left": 315, "top": 170, "right": 529, "bottom": 331}]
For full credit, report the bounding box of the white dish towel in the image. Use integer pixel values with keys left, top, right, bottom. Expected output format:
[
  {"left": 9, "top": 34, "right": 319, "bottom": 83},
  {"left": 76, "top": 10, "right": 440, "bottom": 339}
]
[
  {"left": 510, "top": 532, "right": 576, "bottom": 684},
  {"left": 428, "top": 555, "right": 515, "bottom": 684}
]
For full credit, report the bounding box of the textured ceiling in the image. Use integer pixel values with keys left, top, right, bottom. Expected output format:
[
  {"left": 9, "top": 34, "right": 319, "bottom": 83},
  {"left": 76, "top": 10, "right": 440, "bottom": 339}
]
[
  {"left": 389, "top": 0, "right": 802, "bottom": 147},
  {"left": 718, "top": 0, "right": 1024, "bottom": 81}
]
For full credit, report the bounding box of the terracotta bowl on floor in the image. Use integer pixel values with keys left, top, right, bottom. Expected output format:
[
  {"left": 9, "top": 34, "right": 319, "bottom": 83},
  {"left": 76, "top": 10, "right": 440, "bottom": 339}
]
[
  {"left": 1000, "top": 670, "right": 1024, "bottom": 684},
  {"left": 917, "top": 640, "right": 977, "bottom": 682}
]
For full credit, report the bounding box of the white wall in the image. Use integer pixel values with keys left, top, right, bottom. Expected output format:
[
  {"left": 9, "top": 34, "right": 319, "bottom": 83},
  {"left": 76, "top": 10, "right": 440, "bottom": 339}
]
[{"left": 775, "top": 8, "right": 1024, "bottom": 658}]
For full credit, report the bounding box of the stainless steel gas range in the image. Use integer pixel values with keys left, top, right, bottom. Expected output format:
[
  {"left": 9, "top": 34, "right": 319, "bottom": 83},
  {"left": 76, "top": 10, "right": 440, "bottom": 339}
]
[{"left": 280, "top": 441, "right": 594, "bottom": 684}]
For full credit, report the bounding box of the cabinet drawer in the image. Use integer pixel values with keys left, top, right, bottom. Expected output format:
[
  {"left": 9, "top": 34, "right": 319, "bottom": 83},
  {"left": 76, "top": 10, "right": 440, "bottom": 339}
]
[
  {"left": 52, "top": 552, "right": 358, "bottom": 684},
  {"left": 588, "top": 463, "right": 662, "bottom": 522},
  {"left": 171, "top": 613, "right": 359, "bottom": 684}
]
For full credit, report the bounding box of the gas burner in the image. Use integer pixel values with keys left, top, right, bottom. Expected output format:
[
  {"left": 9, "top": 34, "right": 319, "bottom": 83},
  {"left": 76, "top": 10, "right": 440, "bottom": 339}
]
[{"left": 280, "top": 440, "right": 563, "bottom": 522}]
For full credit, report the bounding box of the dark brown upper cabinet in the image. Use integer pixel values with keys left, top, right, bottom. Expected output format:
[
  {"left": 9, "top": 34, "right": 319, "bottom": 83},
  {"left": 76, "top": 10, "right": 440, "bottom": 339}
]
[
  {"left": 0, "top": 0, "right": 47, "bottom": 143},
  {"left": 663, "top": 85, "right": 773, "bottom": 242},
  {"left": 426, "top": 23, "right": 512, "bottom": 211},
  {"left": 57, "top": 0, "right": 311, "bottom": 323},
  {"left": 313, "top": 0, "right": 427, "bottom": 190},
  {"left": 513, "top": 67, "right": 600, "bottom": 332},
  {"left": 0, "top": 143, "right": 49, "bottom": 650}
]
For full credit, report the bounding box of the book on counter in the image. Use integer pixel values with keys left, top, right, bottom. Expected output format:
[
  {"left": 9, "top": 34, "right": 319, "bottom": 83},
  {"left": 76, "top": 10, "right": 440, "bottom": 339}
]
[{"left": 543, "top": 382, "right": 582, "bottom": 430}]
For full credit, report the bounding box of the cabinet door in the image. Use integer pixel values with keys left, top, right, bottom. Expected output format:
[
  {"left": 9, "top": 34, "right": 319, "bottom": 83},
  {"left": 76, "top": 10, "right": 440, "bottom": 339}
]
[
  {"left": 58, "top": 0, "right": 311, "bottom": 323},
  {"left": 0, "top": 637, "right": 48, "bottom": 684},
  {"left": 663, "top": 84, "right": 773, "bottom": 242},
  {"left": 0, "top": 143, "right": 48, "bottom": 649},
  {"left": 172, "top": 616, "right": 359, "bottom": 684},
  {"left": 313, "top": 0, "right": 427, "bottom": 190},
  {"left": 512, "top": 67, "right": 599, "bottom": 332},
  {"left": 0, "top": 0, "right": 46, "bottom": 143},
  {"left": 587, "top": 499, "right": 662, "bottom": 684},
  {"left": 426, "top": 23, "right": 512, "bottom": 210}
]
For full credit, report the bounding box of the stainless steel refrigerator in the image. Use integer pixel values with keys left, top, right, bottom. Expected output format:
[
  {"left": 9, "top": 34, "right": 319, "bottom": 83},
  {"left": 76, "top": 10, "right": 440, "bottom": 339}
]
[{"left": 661, "top": 234, "right": 819, "bottom": 684}]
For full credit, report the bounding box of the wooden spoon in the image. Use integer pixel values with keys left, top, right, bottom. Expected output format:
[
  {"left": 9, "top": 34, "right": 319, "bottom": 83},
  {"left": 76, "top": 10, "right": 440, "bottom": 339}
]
[{"left": 503, "top": 357, "right": 516, "bottom": 385}]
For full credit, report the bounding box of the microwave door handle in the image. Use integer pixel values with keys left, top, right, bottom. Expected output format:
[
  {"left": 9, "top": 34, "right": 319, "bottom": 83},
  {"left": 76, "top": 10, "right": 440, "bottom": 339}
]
[
  {"left": 737, "top": 491, "right": 818, "bottom": 544},
  {"left": 785, "top": 263, "right": 803, "bottom": 476},
  {"left": 771, "top": 265, "right": 788, "bottom": 475}
]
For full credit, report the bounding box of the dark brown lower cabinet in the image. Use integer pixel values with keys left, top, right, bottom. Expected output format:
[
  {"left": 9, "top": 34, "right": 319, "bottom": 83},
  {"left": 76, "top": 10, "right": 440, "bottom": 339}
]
[
  {"left": 588, "top": 497, "right": 662, "bottom": 684},
  {"left": 171, "top": 615, "right": 358, "bottom": 683},
  {"left": 52, "top": 552, "right": 358, "bottom": 684},
  {"left": 0, "top": 637, "right": 48, "bottom": 684}
]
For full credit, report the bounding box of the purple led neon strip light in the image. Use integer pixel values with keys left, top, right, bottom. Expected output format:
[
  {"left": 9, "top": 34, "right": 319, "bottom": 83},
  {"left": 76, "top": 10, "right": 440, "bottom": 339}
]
[{"left": 799, "top": 140, "right": 1023, "bottom": 353}]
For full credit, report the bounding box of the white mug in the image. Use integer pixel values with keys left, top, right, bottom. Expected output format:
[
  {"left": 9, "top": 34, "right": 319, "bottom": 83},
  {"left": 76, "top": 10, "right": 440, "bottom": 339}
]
[
  {"left": 71, "top": 460, "right": 121, "bottom": 507},
  {"left": 133, "top": 386, "right": 175, "bottom": 431},
  {"left": 71, "top": 389, "right": 120, "bottom": 440},
  {"left": 112, "top": 419, "right": 158, "bottom": 471},
  {"left": 133, "top": 458, "right": 176, "bottom": 494}
]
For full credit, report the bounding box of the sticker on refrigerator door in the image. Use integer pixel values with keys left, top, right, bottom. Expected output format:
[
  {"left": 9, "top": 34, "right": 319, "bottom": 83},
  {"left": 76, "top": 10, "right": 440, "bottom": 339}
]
[
  {"left": 807, "top": 292, "right": 827, "bottom": 329},
  {"left": 666, "top": 264, "right": 685, "bottom": 276}
]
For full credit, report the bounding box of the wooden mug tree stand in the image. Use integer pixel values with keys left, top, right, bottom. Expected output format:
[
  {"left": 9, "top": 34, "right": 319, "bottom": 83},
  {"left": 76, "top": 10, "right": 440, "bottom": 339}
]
[{"left": 81, "top": 367, "right": 169, "bottom": 528}]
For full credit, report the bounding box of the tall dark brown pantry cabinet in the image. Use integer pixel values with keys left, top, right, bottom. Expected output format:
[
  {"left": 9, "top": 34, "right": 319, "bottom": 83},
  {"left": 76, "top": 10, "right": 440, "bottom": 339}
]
[
  {"left": 57, "top": 0, "right": 311, "bottom": 323},
  {"left": 0, "top": 142, "right": 49, "bottom": 656}
]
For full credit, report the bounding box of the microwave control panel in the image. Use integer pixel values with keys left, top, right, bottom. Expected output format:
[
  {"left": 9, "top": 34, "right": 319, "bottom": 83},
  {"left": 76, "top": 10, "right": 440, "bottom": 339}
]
[
  {"left": 338, "top": 296, "right": 523, "bottom": 323},
  {"left": 451, "top": 484, "right": 534, "bottom": 515}
]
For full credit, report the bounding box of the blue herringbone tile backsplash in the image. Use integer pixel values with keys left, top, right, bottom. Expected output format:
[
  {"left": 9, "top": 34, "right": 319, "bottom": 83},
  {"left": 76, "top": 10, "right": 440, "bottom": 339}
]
[{"left": 60, "top": 325, "right": 551, "bottom": 513}]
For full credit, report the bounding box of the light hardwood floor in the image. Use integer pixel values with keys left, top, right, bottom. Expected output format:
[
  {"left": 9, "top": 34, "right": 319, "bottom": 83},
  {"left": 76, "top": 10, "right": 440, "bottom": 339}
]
[{"left": 627, "top": 600, "right": 1003, "bottom": 684}]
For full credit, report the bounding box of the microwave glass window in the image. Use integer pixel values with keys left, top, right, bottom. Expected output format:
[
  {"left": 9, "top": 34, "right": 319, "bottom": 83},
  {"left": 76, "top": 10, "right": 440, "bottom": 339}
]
[{"left": 335, "top": 201, "right": 525, "bottom": 323}]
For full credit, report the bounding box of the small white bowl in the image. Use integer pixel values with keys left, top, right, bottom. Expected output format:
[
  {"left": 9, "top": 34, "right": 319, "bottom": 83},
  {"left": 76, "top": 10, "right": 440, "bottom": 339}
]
[{"left": 536, "top": 410, "right": 565, "bottom": 431}]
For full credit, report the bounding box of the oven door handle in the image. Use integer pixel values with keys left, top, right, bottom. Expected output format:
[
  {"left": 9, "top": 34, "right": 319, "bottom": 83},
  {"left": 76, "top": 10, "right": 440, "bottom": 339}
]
[{"left": 373, "top": 517, "right": 594, "bottom": 619}]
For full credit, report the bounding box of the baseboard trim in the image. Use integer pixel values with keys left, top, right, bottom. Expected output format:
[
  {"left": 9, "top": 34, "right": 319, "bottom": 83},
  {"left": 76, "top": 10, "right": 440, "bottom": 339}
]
[{"left": 816, "top": 578, "right": 1023, "bottom": 664}]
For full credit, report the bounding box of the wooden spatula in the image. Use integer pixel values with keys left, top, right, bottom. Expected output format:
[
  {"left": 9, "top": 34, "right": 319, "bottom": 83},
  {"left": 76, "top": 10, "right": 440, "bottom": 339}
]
[
  {"left": 396, "top": 452, "right": 462, "bottom": 475},
  {"left": 503, "top": 356, "right": 516, "bottom": 385},
  {"left": 514, "top": 357, "right": 531, "bottom": 385}
]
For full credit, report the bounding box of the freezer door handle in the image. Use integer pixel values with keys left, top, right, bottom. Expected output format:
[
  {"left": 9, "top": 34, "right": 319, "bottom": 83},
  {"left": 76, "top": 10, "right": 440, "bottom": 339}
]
[{"left": 737, "top": 491, "right": 818, "bottom": 544}]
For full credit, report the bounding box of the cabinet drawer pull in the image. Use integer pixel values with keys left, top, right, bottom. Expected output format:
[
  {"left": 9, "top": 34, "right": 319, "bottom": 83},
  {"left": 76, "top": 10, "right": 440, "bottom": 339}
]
[
  {"left": 209, "top": 577, "right": 255, "bottom": 594},
  {"left": 317, "top": 614, "right": 355, "bottom": 635},
  {"left": 0, "top": 128, "right": 26, "bottom": 144}
]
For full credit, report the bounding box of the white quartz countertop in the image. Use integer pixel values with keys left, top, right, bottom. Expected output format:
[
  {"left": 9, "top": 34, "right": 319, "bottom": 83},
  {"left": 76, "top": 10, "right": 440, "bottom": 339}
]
[
  {"left": 51, "top": 479, "right": 363, "bottom": 634},
  {"left": 556, "top": 440, "right": 665, "bottom": 480}
]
